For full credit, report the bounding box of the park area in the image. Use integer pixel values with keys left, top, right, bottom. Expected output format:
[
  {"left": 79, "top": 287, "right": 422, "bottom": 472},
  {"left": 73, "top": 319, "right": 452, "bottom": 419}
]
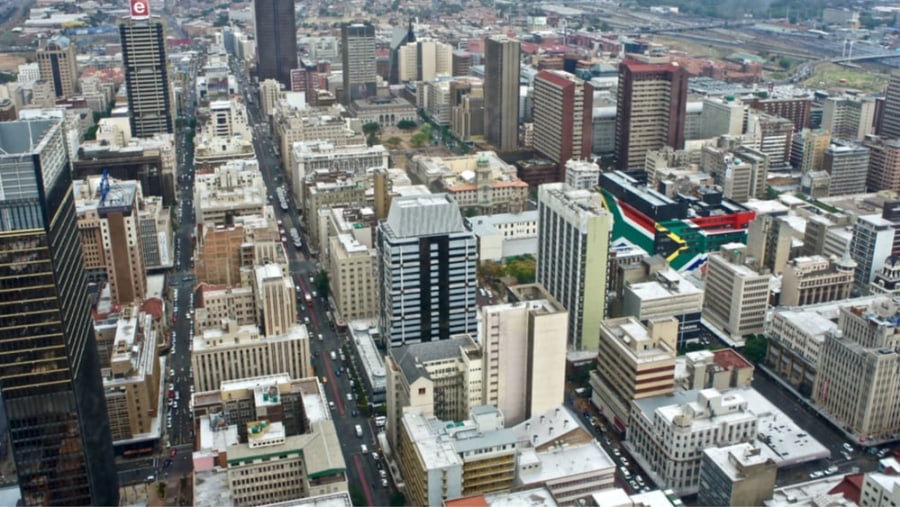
[{"left": 803, "top": 62, "right": 889, "bottom": 93}]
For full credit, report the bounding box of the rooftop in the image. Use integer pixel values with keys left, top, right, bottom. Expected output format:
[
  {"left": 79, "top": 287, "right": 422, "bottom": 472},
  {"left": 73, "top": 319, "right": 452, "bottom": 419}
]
[
  {"left": 703, "top": 443, "right": 772, "bottom": 481},
  {"left": 383, "top": 193, "right": 467, "bottom": 238},
  {"left": 390, "top": 335, "right": 475, "bottom": 384},
  {"left": 517, "top": 440, "right": 616, "bottom": 486}
]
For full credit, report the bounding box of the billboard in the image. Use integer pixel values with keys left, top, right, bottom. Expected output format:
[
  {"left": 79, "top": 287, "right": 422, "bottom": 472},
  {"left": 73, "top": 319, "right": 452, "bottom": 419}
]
[{"left": 131, "top": 0, "right": 150, "bottom": 19}]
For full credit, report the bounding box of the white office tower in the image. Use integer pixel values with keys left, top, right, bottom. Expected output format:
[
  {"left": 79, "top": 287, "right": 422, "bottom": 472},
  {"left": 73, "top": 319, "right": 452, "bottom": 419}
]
[
  {"left": 536, "top": 183, "right": 612, "bottom": 350},
  {"left": 377, "top": 194, "right": 478, "bottom": 346}
]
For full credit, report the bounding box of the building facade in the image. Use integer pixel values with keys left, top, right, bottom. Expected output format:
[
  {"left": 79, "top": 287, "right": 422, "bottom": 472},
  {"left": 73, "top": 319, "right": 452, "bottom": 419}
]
[
  {"left": 702, "top": 244, "right": 771, "bottom": 343},
  {"left": 341, "top": 22, "right": 377, "bottom": 104},
  {"left": 697, "top": 444, "right": 777, "bottom": 507},
  {"left": 780, "top": 255, "right": 855, "bottom": 307},
  {"left": 36, "top": 36, "right": 78, "bottom": 99},
  {"left": 119, "top": 16, "right": 174, "bottom": 137},
  {"left": 532, "top": 70, "right": 593, "bottom": 173},
  {"left": 253, "top": 0, "right": 297, "bottom": 88},
  {"left": 483, "top": 35, "right": 520, "bottom": 151}
]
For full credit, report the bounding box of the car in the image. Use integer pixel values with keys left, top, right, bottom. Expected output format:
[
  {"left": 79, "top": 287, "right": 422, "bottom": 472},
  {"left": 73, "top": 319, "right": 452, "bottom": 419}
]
[
  {"left": 612, "top": 448, "right": 621, "bottom": 457},
  {"left": 173, "top": 401, "right": 178, "bottom": 409},
  {"left": 329, "top": 401, "right": 335, "bottom": 410},
  {"left": 843, "top": 443, "right": 855, "bottom": 453},
  {"left": 351, "top": 409, "right": 359, "bottom": 417},
  {"left": 346, "top": 393, "right": 354, "bottom": 402},
  {"left": 360, "top": 444, "right": 368, "bottom": 454},
  {"left": 304, "top": 316, "right": 310, "bottom": 324},
  {"left": 170, "top": 368, "right": 175, "bottom": 377},
  {"left": 379, "top": 470, "right": 387, "bottom": 479},
  {"left": 166, "top": 420, "right": 172, "bottom": 429},
  {"left": 381, "top": 478, "right": 389, "bottom": 488},
  {"left": 318, "top": 334, "right": 324, "bottom": 342},
  {"left": 809, "top": 471, "right": 825, "bottom": 479},
  {"left": 336, "top": 369, "right": 341, "bottom": 377},
  {"left": 312, "top": 291, "right": 318, "bottom": 298},
  {"left": 825, "top": 466, "right": 839, "bottom": 475},
  {"left": 372, "top": 452, "right": 380, "bottom": 461},
  {"left": 190, "top": 385, "right": 195, "bottom": 393}
]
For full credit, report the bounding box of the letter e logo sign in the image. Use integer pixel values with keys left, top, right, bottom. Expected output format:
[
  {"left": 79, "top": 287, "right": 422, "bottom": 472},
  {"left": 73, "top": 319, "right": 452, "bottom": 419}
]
[{"left": 131, "top": 0, "right": 149, "bottom": 18}]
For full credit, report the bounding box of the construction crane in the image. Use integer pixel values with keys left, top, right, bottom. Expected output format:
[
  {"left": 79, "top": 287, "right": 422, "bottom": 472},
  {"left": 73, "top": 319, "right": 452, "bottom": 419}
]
[{"left": 99, "top": 168, "right": 110, "bottom": 206}]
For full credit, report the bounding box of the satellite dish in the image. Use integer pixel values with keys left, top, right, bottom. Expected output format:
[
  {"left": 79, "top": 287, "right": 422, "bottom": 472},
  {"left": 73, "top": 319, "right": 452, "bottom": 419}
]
[{"left": 873, "top": 298, "right": 897, "bottom": 318}]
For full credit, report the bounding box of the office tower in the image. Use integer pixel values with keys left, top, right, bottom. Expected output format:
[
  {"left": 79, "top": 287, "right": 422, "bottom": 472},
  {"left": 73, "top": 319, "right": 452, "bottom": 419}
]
[
  {"left": 376, "top": 194, "right": 478, "bottom": 346},
  {"left": 850, "top": 214, "right": 895, "bottom": 293},
  {"left": 824, "top": 142, "right": 869, "bottom": 196},
  {"left": 792, "top": 128, "right": 831, "bottom": 174},
  {"left": 536, "top": 183, "right": 612, "bottom": 349},
  {"left": 745, "top": 214, "right": 793, "bottom": 275},
  {"left": 483, "top": 35, "right": 520, "bottom": 151},
  {"left": 746, "top": 110, "right": 795, "bottom": 165},
  {"left": 780, "top": 255, "right": 855, "bottom": 306},
  {"left": 749, "top": 95, "right": 812, "bottom": 133},
  {"left": 533, "top": 70, "right": 593, "bottom": 176},
  {"left": 822, "top": 96, "right": 877, "bottom": 141},
  {"left": 36, "top": 35, "right": 78, "bottom": 99},
  {"left": 879, "top": 72, "right": 900, "bottom": 138},
  {"left": 253, "top": 0, "right": 297, "bottom": 88},
  {"left": 590, "top": 316, "right": 677, "bottom": 431},
  {"left": 341, "top": 22, "right": 377, "bottom": 104},
  {"left": 0, "top": 119, "right": 118, "bottom": 506},
  {"left": 701, "top": 97, "right": 744, "bottom": 138},
  {"left": 812, "top": 299, "right": 900, "bottom": 441},
  {"left": 698, "top": 444, "right": 777, "bottom": 507},
  {"left": 701, "top": 244, "right": 771, "bottom": 343},
  {"left": 614, "top": 59, "right": 687, "bottom": 170},
  {"left": 388, "top": 20, "right": 416, "bottom": 85},
  {"left": 119, "top": 10, "right": 174, "bottom": 137},
  {"left": 290, "top": 58, "right": 319, "bottom": 105},
  {"left": 254, "top": 264, "right": 297, "bottom": 337},
  {"left": 258, "top": 78, "right": 283, "bottom": 117},
  {"left": 396, "top": 38, "right": 453, "bottom": 82},
  {"left": 865, "top": 135, "right": 900, "bottom": 193}
]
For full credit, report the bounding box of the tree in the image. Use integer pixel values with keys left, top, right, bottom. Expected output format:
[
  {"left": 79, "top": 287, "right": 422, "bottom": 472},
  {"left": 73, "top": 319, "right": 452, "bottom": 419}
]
[
  {"left": 742, "top": 335, "right": 768, "bottom": 364},
  {"left": 315, "top": 270, "right": 330, "bottom": 300},
  {"left": 397, "top": 119, "right": 417, "bottom": 130},
  {"left": 420, "top": 123, "right": 432, "bottom": 140},
  {"left": 410, "top": 133, "right": 427, "bottom": 148},
  {"left": 366, "top": 133, "right": 380, "bottom": 147},
  {"left": 362, "top": 121, "right": 381, "bottom": 136},
  {"left": 478, "top": 260, "right": 505, "bottom": 283},
  {"left": 464, "top": 206, "right": 480, "bottom": 217},
  {"left": 778, "top": 57, "right": 791, "bottom": 70},
  {"left": 505, "top": 257, "right": 536, "bottom": 284},
  {"left": 384, "top": 136, "right": 403, "bottom": 149}
]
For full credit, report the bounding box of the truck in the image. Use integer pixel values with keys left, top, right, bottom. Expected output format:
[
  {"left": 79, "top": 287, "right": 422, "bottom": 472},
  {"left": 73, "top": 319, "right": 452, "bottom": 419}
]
[{"left": 355, "top": 424, "right": 363, "bottom": 438}]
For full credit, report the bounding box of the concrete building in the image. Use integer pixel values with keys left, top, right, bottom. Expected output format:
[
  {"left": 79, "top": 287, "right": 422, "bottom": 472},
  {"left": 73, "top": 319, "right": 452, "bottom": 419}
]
[
  {"left": 258, "top": 79, "right": 283, "bottom": 117},
  {"left": 396, "top": 38, "right": 453, "bottom": 82},
  {"left": 537, "top": 183, "right": 612, "bottom": 349},
  {"left": 195, "top": 285, "right": 257, "bottom": 332},
  {"left": 326, "top": 211, "right": 378, "bottom": 321},
  {"left": 734, "top": 146, "right": 771, "bottom": 201},
  {"left": 273, "top": 103, "right": 364, "bottom": 171},
  {"left": 410, "top": 152, "right": 528, "bottom": 215},
  {"left": 483, "top": 35, "right": 520, "bottom": 151},
  {"left": 871, "top": 256, "right": 900, "bottom": 296},
  {"left": 396, "top": 407, "right": 517, "bottom": 507},
  {"left": 628, "top": 389, "right": 759, "bottom": 496},
  {"left": 865, "top": 135, "right": 900, "bottom": 193},
  {"left": 533, "top": 70, "right": 592, "bottom": 173},
  {"left": 745, "top": 213, "right": 795, "bottom": 276},
  {"left": 792, "top": 128, "right": 832, "bottom": 174},
  {"left": 822, "top": 95, "right": 876, "bottom": 141},
  {"left": 253, "top": 0, "right": 297, "bottom": 88},
  {"left": 290, "top": 141, "right": 388, "bottom": 207},
  {"left": 465, "top": 210, "right": 538, "bottom": 262},
  {"left": 590, "top": 317, "right": 678, "bottom": 432},
  {"left": 615, "top": 59, "right": 687, "bottom": 170},
  {"left": 76, "top": 132, "right": 177, "bottom": 205},
  {"left": 622, "top": 268, "right": 704, "bottom": 348},
  {"left": 750, "top": 95, "right": 811, "bottom": 134},
  {"left": 812, "top": 298, "right": 900, "bottom": 442},
  {"left": 564, "top": 159, "right": 600, "bottom": 191},
  {"left": 702, "top": 244, "right": 771, "bottom": 345},
  {"left": 119, "top": 14, "right": 174, "bottom": 137},
  {"left": 349, "top": 96, "right": 418, "bottom": 125},
  {"left": 254, "top": 263, "right": 296, "bottom": 337},
  {"left": 138, "top": 195, "right": 173, "bottom": 270},
  {"left": 191, "top": 321, "right": 311, "bottom": 392},
  {"left": 450, "top": 78, "right": 484, "bottom": 142},
  {"left": 780, "top": 255, "right": 856, "bottom": 307},
  {"left": 850, "top": 214, "right": 896, "bottom": 293},
  {"left": 698, "top": 443, "right": 777, "bottom": 507},
  {"left": 101, "top": 305, "right": 161, "bottom": 441},
  {"left": 376, "top": 193, "right": 478, "bottom": 346},
  {"left": 860, "top": 472, "right": 900, "bottom": 507},
  {"left": 341, "top": 22, "right": 377, "bottom": 103},
  {"left": 73, "top": 176, "right": 147, "bottom": 304},
  {"left": 194, "top": 159, "right": 267, "bottom": 226},
  {"left": 825, "top": 142, "right": 870, "bottom": 196},
  {"left": 195, "top": 213, "right": 282, "bottom": 287},
  {"left": 702, "top": 97, "right": 744, "bottom": 139},
  {"left": 681, "top": 349, "right": 755, "bottom": 392},
  {"left": 194, "top": 99, "right": 255, "bottom": 167},
  {"left": 36, "top": 35, "right": 78, "bottom": 99},
  {"left": 879, "top": 72, "right": 900, "bottom": 139}
]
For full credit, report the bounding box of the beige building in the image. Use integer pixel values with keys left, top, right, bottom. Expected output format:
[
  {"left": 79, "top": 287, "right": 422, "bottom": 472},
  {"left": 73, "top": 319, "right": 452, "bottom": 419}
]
[
  {"left": 860, "top": 472, "right": 900, "bottom": 507},
  {"left": 622, "top": 268, "right": 704, "bottom": 348},
  {"left": 628, "top": 389, "right": 759, "bottom": 496},
  {"left": 258, "top": 79, "right": 283, "bottom": 117},
  {"left": 326, "top": 212, "right": 378, "bottom": 321},
  {"left": 195, "top": 285, "right": 256, "bottom": 332},
  {"left": 74, "top": 177, "right": 147, "bottom": 304},
  {"left": 780, "top": 255, "right": 856, "bottom": 307},
  {"left": 450, "top": 79, "right": 484, "bottom": 141},
  {"left": 397, "top": 38, "right": 453, "bottom": 82},
  {"left": 812, "top": 298, "right": 900, "bottom": 441},
  {"left": 864, "top": 135, "right": 900, "bottom": 193},
  {"left": 191, "top": 321, "right": 311, "bottom": 392},
  {"left": 795, "top": 128, "right": 832, "bottom": 174},
  {"left": 303, "top": 176, "right": 366, "bottom": 250},
  {"left": 702, "top": 244, "right": 771, "bottom": 345},
  {"left": 590, "top": 317, "right": 677, "bottom": 431},
  {"left": 36, "top": 36, "right": 78, "bottom": 99},
  {"left": 194, "top": 100, "right": 255, "bottom": 166},
  {"left": 745, "top": 212, "right": 794, "bottom": 276},
  {"left": 822, "top": 95, "right": 876, "bottom": 141},
  {"left": 273, "top": 103, "right": 364, "bottom": 171},
  {"left": 101, "top": 306, "right": 161, "bottom": 441},
  {"left": 194, "top": 159, "right": 268, "bottom": 226},
  {"left": 396, "top": 407, "right": 517, "bottom": 507},
  {"left": 138, "top": 195, "right": 173, "bottom": 270},
  {"left": 290, "top": 141, "right": 388, "bottom": 207},
  {"left": 681, "top": 349, "right": 754, "bottom": 392},
  {"left": 254, "top": 263, "right": 296, "bottom": 337},
  {"left": 195, "top": 213, "right": 284, "bottom": 287},
  {"left": 698, "top": 444, "right": 777, "bottom": 507}
]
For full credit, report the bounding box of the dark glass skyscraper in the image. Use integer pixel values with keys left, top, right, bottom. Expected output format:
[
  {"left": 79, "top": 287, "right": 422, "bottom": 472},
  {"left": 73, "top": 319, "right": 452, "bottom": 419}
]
[
  {"left": 254, "top": 0, "right": 297, "bottom": 88},
  {"left": 0, "top": 118, "right": 118, "bottom": 506},
  {"left": 120, "top": 16, "right": 174, "bottom": 138}
]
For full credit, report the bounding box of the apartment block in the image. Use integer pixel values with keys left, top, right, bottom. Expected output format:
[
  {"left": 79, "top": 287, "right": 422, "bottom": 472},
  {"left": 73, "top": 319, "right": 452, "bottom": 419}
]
[
  {"left": 822, "top": 95, "right": 876, "bottom": 141},
  {"left": 697, "top": 444, "right": 777, "bottom": 507},
  {"left": 780, "top": 255, "right": 855, "bottom": 306},
  {"left": 812, "top": 299, "right": 900, "bottom": 441},
  {"left": 824, "top": 142, "right": 869, "bottom": 196},
  {"left": 73, "top": 176, "right": 147, "bottom": 304},
  {"left": 36, "top": 36, "right": 78, "bottom": 99},
  {"left": 191, "top": 321, "right": 311, "bottom": 392},
  {"left": 590, "top": 317, "right": 677, "bottom": 431},
  {"left": 536, "top": 183, "right": 612, "bottom": 349},
  {"left": 628, "top": 389, "right": 759, "bottom": 496},
  {"left": 622, "top": 268, "right": 704, "bottom": 347},
  {"left": 791, "top": 128, "right": 831, "bottom": 174},
  {"left": 865, "top": 135, "right": 900, "bottom": 193},
  {"left": 325, "top": 212, "right": 378, "bottom": 322},
  {"left": 396, "top": 407, "right": 517, "bottom": 507},
  {"left": 746, "top": 111, "right": 795, "bottom": 165},
  {"left": 850, "top": 214, "right": 895, "bottom": 293},
  {"left": 101, "top": 305, "right": 161, "bottom": 441},
  {"left": 702, "top": 244, "right": 771, "bottom": 344},
  {"left": 194, "top": 159, "right": 267, "bottom": 226},
  {"left": 533, "top": 70, "right": 592, "bottom": 173}
]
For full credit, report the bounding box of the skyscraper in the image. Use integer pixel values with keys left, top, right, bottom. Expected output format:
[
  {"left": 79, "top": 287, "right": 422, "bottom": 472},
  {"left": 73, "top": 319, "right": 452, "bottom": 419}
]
[
  {"left": 0, "top": 118, "right": 118, "bottom": 506},
  {"left": 254, "top": 0, "right": 297, "bottom": 88},
  {"left": 614, "top": 59, "right": 687, "bottom": 170},
  {"left": 533, "top": 70, "right": 593, "bottom": 178},
  {"left": 536, "top": 183, "right": 612, "bottom": 349},
  {"left": 119, "top": 7, "right": 174, "bottom": 137},
  {"left": 36, "top": 35, "right": 78, "bottom": 99},
  {"left": 377, "top": 194, "right": 478, "bottom": 346},
  {"left": 341, "top": 22, "right": 377, "bottom": 104},
  {"left": 483, "top": 35, "right": 520, "bottom": 151},
  {"left": 879, "top": 72, "right": 900, "bottom": 138}
]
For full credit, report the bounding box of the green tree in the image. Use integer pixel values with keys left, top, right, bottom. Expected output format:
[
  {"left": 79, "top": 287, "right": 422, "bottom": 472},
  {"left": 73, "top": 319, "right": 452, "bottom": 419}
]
[
  {"left": 778, "top": 57, "right": 792, "bottom": 70},
  {"left": 362, "top": 121, "right": 381, "bottom": 136},
  {"left": 742, "top": 335, "right": 768, "bottom": 364},
  {"left": 506, "top": 257, "right": 536, "bottom": 284},
  {"left": 464, "top": 206, "right": 480, "bottom": 217},
  {"left": 156, "top": 482, "right": 166, "bottom": 499},
  {"left": 366, "top": 133, "right": 380, "bottom": 147},
  {"left": 478, "top": 260, "right": 505, "bottom": 283},
  {"left": 420, "top": 123, "right": 432, "bottom": 140},
  {"left": 384, "top": 136, "right": 403, "bottom": 149},
  {"left": 315, "top": 270, "right": 330, "bottom": 300},
  {"left": 410, "top": 133, "right": 427, "bottom": 148},
  {"left": 397, "top": 119, "right": 417, "bottom": 130}
]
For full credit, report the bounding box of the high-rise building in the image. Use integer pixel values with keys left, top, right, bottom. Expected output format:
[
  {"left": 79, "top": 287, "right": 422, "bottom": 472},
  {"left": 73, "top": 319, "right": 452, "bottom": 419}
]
[
  {"left": 483, "top": 35, "right": 520, "bottom": 151},
  {"left": 780, "top": 255, "right": 855, "bottom": 307},
  {"left": 824, "top": 142, "right": 870, "bottom": 196},
  {"left": 377, "top": 194, "right": 478, "bottom": 346},
  {"left": 533, "top": 70, "right": 593, "bottom": 175},
  {"left": 396, "top": 38, "right": 453, "bottom": 82},
  {"left": 614, "top": 59, "right": 687, "bottom": 170},
  {"left": 0, "top": 118, "right": 118, "bottom": 506},
  {"left": 822, "top": 95, "right": 877, "bottom": 141},
  {"left": 749, "top": 95, "right": 812, "bottom": 133},
  {"left": 850, "top": 214, "right": 896, "bottom": 293},
  {"left": 536, "top": 183, "right": 612, "bottom": 349},
  {"left": 865, "top": 135, "right": 900, "bottom": 193},
  {"left": 254, "top": 263, "right": 297, "bottom": 337},
  {"left": 253, "top": 0, "right": 297, "bottom": 88},
  {"left": 341, "top": 22, "right": 377, "bottom": 104},
  {"left": 36, "top": 35, "right": 78, "bottom": 99},
  {"left": 290, "top": 59, "right": 319, "bottom": 105},
  {"left": 119, "top": 11, "right": 174, "bottom": 137},
  {"left": 701, "top": 244, "right": 771, "bottom": 343},
  {"left": 879, "top": 72, "right": 900, "bottom": 138},
  {"left": 792, "top": 128, "right": 831, "bottom": 174}
]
